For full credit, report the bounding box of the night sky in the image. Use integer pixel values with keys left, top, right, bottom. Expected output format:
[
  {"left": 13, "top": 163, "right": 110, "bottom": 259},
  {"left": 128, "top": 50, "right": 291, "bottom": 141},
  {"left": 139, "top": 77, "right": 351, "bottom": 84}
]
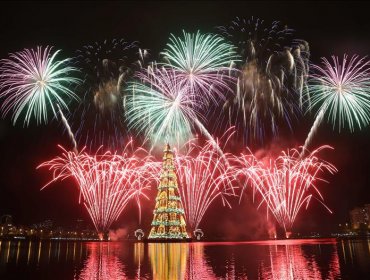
[{"left": 0, "top": 1, "right": 369, "bottom": 238}]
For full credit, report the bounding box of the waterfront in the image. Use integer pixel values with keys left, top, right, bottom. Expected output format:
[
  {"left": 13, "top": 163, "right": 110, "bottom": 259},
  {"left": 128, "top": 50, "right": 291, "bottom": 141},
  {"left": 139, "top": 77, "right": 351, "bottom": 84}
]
[{"left": 0, "top": 238, "right": 369, "bottom": 279}]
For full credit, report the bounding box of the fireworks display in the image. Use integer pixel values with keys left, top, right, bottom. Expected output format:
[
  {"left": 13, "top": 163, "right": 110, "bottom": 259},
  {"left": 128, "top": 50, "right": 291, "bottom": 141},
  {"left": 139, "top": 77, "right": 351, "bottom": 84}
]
[
  {"left": 71, "top": 39, "right": 147, "bottom": 151},
  {"left": 3, "top": 12, "right": 365, "bottom": 241},
  {"left": 219, "top": 17, "right": 310, "bottom": 143},
  {"left": 302, "top": 55, "right": 370, "bottom": 154},
  {"left": 161, "top": 30, "right": 239, "bottom": 105},
  {"left": 126, "top": 67, "right": 230, "bottom": 166},
  {"left": 126, "top": 67, "right": 200, "bottom": 147},
  {"left": 0, "top": 46, "right": 80, "bottom": 126},
  {"left": 38, "top": 141, "right": 158, "bottom": 235},
  {"left": 173, "top": 132, "right": 237, "bottom": 232},
  {"left": 235, "top": 146, "right": 337, "bottom": 234}
]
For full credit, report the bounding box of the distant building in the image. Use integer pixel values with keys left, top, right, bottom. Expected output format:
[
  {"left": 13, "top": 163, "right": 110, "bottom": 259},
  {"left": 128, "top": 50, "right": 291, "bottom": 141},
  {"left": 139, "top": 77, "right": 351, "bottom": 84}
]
[
  {"left": 32, "top": 219, "right": 53, "bottom": 230},
  {"left": 0, "top": 214, "right": 13, "bottom": 226},
  {"left": 75, "top": 219, "right": 86, "bottom": 231},
  {"left": 365, "top": 204, "right": 370, "bottom": 219},
  {"left": 1, "top": 215, "right": 15, "bottom": 236},
  {"left": 350, "top": 205, "right": 369, "bottom": 230},
  {"left": 0, "top": 214, "right": 99, "bottom": 241}
]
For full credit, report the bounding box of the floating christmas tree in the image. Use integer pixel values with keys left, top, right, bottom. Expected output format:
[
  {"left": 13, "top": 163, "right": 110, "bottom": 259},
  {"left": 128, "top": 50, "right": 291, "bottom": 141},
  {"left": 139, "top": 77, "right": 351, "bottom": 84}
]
[{"left": 148, "top": 143, "right": 189, "bottom": 240}]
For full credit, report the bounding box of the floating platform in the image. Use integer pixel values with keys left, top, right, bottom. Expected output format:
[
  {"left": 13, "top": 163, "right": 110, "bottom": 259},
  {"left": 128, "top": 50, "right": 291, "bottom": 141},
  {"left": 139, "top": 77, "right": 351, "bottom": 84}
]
[{"left": 141, "top": 238, "right": 193, "bottom": 243}]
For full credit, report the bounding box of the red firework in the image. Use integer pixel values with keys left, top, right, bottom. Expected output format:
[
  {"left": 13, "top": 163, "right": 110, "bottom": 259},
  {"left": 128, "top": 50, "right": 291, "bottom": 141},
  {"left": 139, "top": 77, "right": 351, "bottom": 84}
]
[
  {"left": 172, "top": 129, "right": 237, "bottom": 232},
  {"left": 234, "top": 145, "right": 337, "bottom": 235},
  {"left": 38, "top": 140, "right": 158, "bottom": 237}
]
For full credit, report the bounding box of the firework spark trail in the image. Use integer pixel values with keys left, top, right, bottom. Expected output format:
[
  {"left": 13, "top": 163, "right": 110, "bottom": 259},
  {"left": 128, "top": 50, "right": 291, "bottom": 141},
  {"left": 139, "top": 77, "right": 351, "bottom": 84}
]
[
  {"left": 171, "top": 130, "right": 237, "bottom": 232},
  {"left": 38, "top": 141, "right": 158, "bottom": 235},
  {"left": 300, "top": 107, "right": 325, "bottom": 157},
  {"left": 0, "top": 46, "right": 80, "bottom": 126},
  {"left": 303, "top": 55, "right": 370, "bottom": 154},
  {"left": 56, "top": 103, "right": 78, "bottom": 153},
  {"left": 161, "top": 30, "right": 239, "bottom": 105},
  {"left": 193, "top": 118, "right": 231, "bottom": 167},
  {"left": 235, "top": 146, "right": 337, "bottom": 234}
]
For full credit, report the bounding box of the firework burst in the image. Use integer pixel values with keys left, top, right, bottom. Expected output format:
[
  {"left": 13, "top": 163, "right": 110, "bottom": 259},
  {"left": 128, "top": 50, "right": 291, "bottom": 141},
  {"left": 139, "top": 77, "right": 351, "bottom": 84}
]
[
  {"left": 126, "top": 67, "right": 199, "bottom": 147},
  {"left": 173, "top": 130, "right": 237, "bottom": 232},
  {"left": 0, "top": 46, "right": 80, "bottom": 126},
  {"left": 302, "top": 55, "right": 370, "bottom": 154},
  {"left": 72, "top": 39, "right": 148, "bottom": 151},
  {"left": 219, "top": 17, "right": 310, "bottom": 143},
  {"left": 235, "top": 145, "right": 337, "bottom": 234},
  {"left": 126, "top": 66, "right": 229, "bottom": 164},
  {"left": 38, "top": 141, "right": 158, "bottom": 235},
  {"left": 161, "top": 30, "right": 239, "bottom": 105}
]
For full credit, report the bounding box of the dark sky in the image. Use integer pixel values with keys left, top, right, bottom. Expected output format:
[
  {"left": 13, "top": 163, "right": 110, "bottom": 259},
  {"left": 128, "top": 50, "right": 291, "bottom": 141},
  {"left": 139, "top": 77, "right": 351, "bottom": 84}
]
[{"left": 0, "top": 1, "right": 369, "bottom": 237}]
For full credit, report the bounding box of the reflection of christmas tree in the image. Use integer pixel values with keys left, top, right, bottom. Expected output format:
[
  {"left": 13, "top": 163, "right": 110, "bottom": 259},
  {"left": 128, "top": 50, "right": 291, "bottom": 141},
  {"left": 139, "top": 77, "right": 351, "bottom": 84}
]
[
  {"left": 148, "top": 143, "right": 189, "bottom": 239},
  {"left": 149, "top": 243, "right": 188, "bottom": 279}
]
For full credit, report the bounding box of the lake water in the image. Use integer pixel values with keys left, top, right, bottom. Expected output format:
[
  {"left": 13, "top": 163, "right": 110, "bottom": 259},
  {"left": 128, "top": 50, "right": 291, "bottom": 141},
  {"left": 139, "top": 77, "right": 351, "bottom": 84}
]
[{"left": 0, "top": 238, "right": 369, "bottom": 279}]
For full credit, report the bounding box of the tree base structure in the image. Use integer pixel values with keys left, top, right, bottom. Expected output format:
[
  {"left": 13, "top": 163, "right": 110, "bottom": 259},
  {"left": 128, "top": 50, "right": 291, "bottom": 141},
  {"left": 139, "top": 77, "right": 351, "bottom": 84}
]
[{"left": 143, "top": 237, "right": 192, "bottom": 243}]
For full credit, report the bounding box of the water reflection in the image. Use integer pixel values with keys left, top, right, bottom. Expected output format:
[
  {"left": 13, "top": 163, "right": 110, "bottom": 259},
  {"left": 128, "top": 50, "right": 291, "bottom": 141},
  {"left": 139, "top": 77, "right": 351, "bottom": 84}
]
[
  {"left": 203, "top": 240, "right": 343, "bottom": 279},
  {"left": 337, "top": 239, "right": 370, "bottom": 278},
  {"left": 77, "top": 243, "right": 126, "bottom": 280},
  {"left": 149, "top": 243, "right": 188, "bottom": 279},
  {"left": 186, "top": 243, "right": 217, "bottom": 279},
  {"left": 0, "top": 238, "right": 369, "bottom": 279},
  {"left": 260, "top": 243, "right": 340, "bottom": 279},
  {"left": 134, "top": 242, "right": 144, "bottom": 278}
]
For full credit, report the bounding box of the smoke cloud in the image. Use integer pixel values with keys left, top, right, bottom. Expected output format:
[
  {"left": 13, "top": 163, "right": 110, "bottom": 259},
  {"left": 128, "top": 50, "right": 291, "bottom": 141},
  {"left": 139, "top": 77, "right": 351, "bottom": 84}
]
[{"left": 109, "top": 227, "right": 128, "bottom": 241}]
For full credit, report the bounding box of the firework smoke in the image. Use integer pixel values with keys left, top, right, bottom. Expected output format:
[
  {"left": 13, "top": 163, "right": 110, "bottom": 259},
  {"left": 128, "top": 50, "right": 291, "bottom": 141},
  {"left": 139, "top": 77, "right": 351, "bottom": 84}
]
[{"left": 72, "top": 39, "right": 148, "bottom": 151}]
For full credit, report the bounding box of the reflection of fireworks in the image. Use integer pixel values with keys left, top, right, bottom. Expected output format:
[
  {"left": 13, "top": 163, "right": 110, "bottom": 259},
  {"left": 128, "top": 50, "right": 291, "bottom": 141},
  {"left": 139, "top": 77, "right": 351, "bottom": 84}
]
[
  {"left": 0, "top": 46, "right": 80, "bottom": 126},
  {"left": 78, "top": 243, "right": 126, "bottom": 280},
  {"left": 161, "top": 30, "right": 239, "bottom": 105},
  {"left": 219, "top": 17, "right": 310, "bottom": 143},
  {"left": 174, "top": 131, "right": 237, "bottom": 232},
  {"left": 186, "top": 244, "right": 216, "bottom": 279},
  {"left": 302, "top": 55, "right": 370, "bottom": 154},
  {"left": 260, "top": 242, "right": 340, "bottom": 279},
  {"left": 236, "top": 146, "right": 337, "bottom": 233},
  {"left": 72, "top": 39, "right": 147, "bottom": 151},
  {"left": 38, "top": 141, "right": 157, "bottom": 234}
]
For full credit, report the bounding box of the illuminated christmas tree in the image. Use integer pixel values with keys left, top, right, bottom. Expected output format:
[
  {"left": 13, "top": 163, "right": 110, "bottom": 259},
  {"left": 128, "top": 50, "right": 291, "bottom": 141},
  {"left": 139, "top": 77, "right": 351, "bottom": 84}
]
[{"left": 148, "top": 143, "right": 189, "bottom": 240}]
